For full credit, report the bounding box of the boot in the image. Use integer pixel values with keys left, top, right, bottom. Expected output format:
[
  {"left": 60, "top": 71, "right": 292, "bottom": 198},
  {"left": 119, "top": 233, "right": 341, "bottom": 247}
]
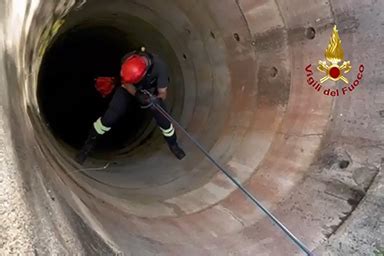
[
  {"left": 75, "top": 129, "right": 99, "bottom": 165},
  {"left": 169, "top": 143, "right": 186, "bottom": 160}
]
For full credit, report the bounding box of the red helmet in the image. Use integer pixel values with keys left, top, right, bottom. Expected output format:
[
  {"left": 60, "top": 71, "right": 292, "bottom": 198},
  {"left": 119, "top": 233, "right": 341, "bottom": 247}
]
[{"left": 121, "top": 55, "right": 148, "bottom": 84}]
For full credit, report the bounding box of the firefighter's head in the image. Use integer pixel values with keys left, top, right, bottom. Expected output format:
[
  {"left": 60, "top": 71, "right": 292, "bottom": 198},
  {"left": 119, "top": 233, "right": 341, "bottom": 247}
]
[{"left": 120, "top": 54, "right": 149, "bottom": 85}]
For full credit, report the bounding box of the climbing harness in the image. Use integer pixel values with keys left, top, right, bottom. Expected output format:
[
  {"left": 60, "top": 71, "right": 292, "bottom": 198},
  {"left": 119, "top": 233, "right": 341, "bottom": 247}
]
[{"left": 144, "top": 90, "right": 314, "bottom": 256}]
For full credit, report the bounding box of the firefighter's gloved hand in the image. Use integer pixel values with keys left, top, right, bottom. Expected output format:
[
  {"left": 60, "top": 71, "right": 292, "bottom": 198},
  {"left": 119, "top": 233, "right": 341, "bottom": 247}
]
[{"left": 135, "top": 90, "right": 152, "bottom": 108}]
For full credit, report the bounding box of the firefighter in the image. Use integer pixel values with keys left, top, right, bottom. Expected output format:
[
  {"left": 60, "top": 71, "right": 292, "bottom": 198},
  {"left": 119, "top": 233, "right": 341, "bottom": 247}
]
[{"left": 75, "top": 48, "right": 186, "bottom": 164}]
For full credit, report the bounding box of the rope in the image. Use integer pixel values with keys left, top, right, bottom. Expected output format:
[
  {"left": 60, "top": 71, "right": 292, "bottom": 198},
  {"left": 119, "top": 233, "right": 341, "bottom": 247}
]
[{"left": 150, "top": 98, "right": 314, "bottom": 256}]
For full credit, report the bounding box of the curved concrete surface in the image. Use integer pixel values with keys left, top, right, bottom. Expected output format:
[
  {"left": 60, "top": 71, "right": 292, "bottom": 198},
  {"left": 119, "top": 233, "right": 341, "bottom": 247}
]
[{"left": 1, "top": 0, "right": 384, "bottom": 255}]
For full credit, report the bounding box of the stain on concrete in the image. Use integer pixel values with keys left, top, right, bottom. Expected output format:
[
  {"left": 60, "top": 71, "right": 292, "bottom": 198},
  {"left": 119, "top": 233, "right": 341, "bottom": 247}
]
[{"left": 252, "top": 27, "right": 286, "bottom": 51}]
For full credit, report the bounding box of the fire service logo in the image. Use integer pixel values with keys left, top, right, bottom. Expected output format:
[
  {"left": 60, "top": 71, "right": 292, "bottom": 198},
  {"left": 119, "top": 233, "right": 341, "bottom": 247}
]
[{"left": 305, "top": 25, "right": 365, "bottom": 97}]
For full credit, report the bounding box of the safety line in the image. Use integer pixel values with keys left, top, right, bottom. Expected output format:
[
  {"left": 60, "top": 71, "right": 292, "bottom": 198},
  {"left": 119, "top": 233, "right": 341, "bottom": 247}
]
[
  {"left": 151, "top": 101, "right": 313, "bottom": 256},
  {"left": 71, "top": 162, "right": 111, "bottom": 174}
]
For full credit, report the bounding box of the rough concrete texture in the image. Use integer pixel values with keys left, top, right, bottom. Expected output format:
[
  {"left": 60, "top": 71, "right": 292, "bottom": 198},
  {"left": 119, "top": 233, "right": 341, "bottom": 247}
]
[
  {"left": 1, "top": 0, "right": 384, "bottom": 255},
  {"left": 0, "top": 103, "right": 86, "bottom": 255},
  {"left": 0, "top": 107, "right": 34, "bottom": 255},
  {"left": 316, "top": 170, "right": 384, "bottom": 256}
]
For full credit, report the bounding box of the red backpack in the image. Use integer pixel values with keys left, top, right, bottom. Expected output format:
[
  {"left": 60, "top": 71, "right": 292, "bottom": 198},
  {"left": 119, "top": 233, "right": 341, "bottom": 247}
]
[{"left": 95, "top": 77, "right": 116, "bottom": 97}]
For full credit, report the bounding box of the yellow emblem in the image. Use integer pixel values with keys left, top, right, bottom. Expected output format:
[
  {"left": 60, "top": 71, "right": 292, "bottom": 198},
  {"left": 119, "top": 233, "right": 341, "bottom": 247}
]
[{"left": 317, "top": 25, "right": 352, "bottom": 84}]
